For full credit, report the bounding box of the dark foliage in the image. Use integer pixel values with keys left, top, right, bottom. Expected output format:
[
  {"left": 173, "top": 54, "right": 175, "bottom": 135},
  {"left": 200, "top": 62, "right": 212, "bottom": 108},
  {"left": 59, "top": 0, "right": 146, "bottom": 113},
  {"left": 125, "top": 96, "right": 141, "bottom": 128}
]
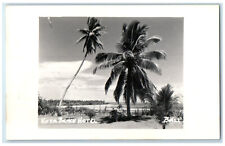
[
  {"left": 153, "top": 84, "right": 183, "bottom": 129},
  {"left": 84, "top": 109, "right": 96, "bottom": 120},
  {"left": 100, "top": 109, "right": 152, "bottom": 124},
  {"left": 38, "top": 97, "right": 61, "bottom": 116}
]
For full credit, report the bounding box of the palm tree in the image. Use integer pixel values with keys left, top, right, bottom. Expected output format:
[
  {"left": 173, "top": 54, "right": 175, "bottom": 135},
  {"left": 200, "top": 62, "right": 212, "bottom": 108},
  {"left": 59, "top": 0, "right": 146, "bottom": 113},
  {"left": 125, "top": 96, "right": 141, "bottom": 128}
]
[
  {"left": 59, "top": 17, "right": 105, "bottom": 108},
  {"left": 154, "top": 84, "right": 177, "bottom": 129},
  {"left": 93, "top": 20, "right": 166, "bottom": 118}
]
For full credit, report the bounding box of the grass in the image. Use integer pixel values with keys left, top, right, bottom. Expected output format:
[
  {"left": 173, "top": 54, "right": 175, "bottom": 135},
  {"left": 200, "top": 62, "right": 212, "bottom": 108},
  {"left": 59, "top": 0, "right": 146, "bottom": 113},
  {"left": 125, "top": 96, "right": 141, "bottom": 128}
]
[{"left": 38, "top": 108, "right": 183, "bottom": 129}]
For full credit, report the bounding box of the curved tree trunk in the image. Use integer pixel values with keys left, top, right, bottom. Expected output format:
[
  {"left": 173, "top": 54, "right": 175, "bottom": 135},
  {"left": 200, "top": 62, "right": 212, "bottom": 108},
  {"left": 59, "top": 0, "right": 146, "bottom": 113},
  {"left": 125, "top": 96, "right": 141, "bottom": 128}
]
[{"left": 59, "top": 52, "right": 88, "bottom": 108}]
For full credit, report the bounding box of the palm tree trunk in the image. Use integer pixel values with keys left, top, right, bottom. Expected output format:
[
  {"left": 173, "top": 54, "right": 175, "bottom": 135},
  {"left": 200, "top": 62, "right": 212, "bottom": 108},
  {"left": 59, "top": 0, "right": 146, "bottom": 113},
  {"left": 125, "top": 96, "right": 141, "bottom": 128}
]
[
  {"left": 126, "top": 67, "right": 132, "bottom": 118},
  {"left": 126, "top": 96, "right": 131, "bottom": 118},
  {"left": 59, "top": 52, "right": 88, "bottom": 108},
  {"left": 162, "top": 124, "right": 166, "bottom": 129}
]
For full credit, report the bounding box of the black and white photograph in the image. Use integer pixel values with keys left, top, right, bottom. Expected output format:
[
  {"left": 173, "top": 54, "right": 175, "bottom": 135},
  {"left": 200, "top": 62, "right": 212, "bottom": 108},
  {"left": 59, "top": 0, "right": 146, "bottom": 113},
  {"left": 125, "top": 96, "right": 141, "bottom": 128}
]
[
  {"left": 38, "top": 17, "right": 184, "bottom": 129},
  {"left": 5, "top": 4, "right": 220, "bottom": 140}
]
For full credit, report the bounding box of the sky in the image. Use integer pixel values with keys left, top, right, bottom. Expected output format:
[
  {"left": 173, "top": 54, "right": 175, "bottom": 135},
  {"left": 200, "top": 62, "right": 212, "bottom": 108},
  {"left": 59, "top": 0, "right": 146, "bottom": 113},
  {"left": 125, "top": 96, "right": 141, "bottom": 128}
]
[{"left": 39, "top": 17, "right": 183, "bottom": 102}]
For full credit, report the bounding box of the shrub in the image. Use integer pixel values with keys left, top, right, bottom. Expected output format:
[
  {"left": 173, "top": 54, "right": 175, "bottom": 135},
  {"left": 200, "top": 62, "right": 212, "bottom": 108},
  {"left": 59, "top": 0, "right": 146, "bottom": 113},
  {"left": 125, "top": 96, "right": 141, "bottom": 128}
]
[
  {"left": 64, "top": 106, "right": 76, "bottom": 114},
  {"left": 153, "top": 84, "right": 183, "bottom": 129},
  {"left": 84, "top": 109, "right": 96, "bottom": 120}
]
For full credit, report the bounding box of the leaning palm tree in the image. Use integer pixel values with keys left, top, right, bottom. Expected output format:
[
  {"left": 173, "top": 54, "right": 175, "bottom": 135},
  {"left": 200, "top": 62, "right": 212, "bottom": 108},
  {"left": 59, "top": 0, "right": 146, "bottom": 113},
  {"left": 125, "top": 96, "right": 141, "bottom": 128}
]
[
  {"left": 154, "top": 84, "right": 177, "bottom": 129},
  {"left": 59, "top": 17, "right": 105, "bottom": 108},
  {"left": 93, "top": 20, "right": 166, "bottom": 118}
]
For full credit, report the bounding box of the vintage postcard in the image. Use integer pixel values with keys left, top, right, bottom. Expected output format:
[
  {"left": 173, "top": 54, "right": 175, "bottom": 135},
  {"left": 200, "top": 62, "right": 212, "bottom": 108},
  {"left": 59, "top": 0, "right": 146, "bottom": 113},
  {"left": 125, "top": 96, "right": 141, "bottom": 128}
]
[{"left": 5, "top": 4, "right": 220, "bottom": 140}]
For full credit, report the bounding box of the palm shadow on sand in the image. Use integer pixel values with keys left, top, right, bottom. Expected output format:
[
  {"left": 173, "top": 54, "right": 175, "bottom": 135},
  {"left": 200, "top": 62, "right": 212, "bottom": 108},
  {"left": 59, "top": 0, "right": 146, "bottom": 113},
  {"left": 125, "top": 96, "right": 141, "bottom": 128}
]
[{"left": 99, "top": 115, "right": 152, "bottom": 124}]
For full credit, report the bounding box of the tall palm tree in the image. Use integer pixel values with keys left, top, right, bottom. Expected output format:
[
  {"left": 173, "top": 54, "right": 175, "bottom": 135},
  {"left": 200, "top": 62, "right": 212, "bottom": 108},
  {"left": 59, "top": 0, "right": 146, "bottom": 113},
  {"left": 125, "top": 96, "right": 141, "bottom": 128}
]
[
  {"left": 154, "top": 84, "right": 177, "bottom": 129},
  {"left": 59, "top": 17, "right": 105, "bottom": 108},
  {"left": 93, "top": 20, "right": 166, "bottom": 118}
]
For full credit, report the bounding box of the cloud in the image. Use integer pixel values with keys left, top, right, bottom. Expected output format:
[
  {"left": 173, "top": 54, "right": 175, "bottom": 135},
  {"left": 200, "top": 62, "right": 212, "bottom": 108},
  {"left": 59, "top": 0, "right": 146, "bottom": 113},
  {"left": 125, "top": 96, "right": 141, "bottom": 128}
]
[
  {"left": 39, "top": 61, "right": 91, "bottom": 79},
  {"left": 39, "top": 61, "right": 105, "bottom": 81},
  {"left": 39, "top": 61, "right": 109, "bottom": 100}
]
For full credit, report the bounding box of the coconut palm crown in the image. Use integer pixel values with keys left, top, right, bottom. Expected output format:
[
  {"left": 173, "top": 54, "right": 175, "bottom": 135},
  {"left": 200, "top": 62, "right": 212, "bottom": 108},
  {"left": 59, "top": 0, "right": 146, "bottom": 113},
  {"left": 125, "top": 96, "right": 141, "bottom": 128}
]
[
  {"left": 93, "top": 20, "right": 166, "bottom": 117},
  {"left": 76, "top": 17, "right": 105, "bottom": 54}
]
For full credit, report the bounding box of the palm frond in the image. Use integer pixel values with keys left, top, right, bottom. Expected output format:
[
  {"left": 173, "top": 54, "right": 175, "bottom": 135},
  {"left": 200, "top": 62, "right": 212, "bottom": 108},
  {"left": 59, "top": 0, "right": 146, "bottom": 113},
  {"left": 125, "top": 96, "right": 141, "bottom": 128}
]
[
  {"left": 140, "top": 50, "right": 166, "bottom": 60},
  {"left": 137, "top": 59, "right": 162, "bottom": 75},
  {"left": 86, "top": 40, "right": 95, "bottom": 54},
  {"left": 95, "top": 32, "right": 102, "bottom": 37},
  {"left": 105, "top": 62, "right": 125, "bottom": 94},
  {"left": 82, "top": 37, "right": 89, "bottom": 52},
  {"left": 119, "top": 20, "right": 151, "bottom": 53},
  {"left": 113, "top": 70, "right": 126, "bottom": 103},
  {"left": 91, "top": 35, "right": 104, "bottom": 49},
  {"left": 127, "top": 21, "right": 140, "bottom": 47},
  {"left": 76, "top": 35, "right": 87, "bottom": 44},
  {"left": 135, "top": 88, "right": 154, "bottom": 102},
  {"left": 95, "top": 52, "right": 122, "bottom": 64},
  {"left": 139, "top": 24, "right": 149, "bottom": 33},
  {"left": 131, "top": 88, "right": 137, "bottom": 104},
  {"left": 132, "top": 66, "right": 151, "bottom": 90},
  {"left": 127, "top": 20, "right": 139, "bottom": 35},
  {"left": 145, "top": 36, "right": 161, "bottom": 46},
  {"left": 93, "top": 60, "right": 122, "bottom": 74},
  {"left": 140, "top": 68, "right": 157, "bottom": 91},
  {"left": 78, "top": 28, "right": 89, "bottom": 34},
  {"left": 132, "top": 67, "right": 143, "bottom": 89},
  {"left": 132, "top": 34, "right": 145, "bottom": 51},
  {"left": 105, "top": 77, "right": 113, "bottom": 95},
  {"left": 95, "top": 42, "right": 104, "bottom": 50},
  {"left": 92, "top": 26, "right": 105, "bottom": 33},
  {"left": 116, "top": 43, "right": 130, "bottom": 53},
  {"left": 133, "top": 36, "right": 161, "bottom": 53},
  {"left": 87, "top": 17, "right": 101, "bottom": 31},
  {"left": 132, "top": 66, "right": 156, "bottom": 103}
]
